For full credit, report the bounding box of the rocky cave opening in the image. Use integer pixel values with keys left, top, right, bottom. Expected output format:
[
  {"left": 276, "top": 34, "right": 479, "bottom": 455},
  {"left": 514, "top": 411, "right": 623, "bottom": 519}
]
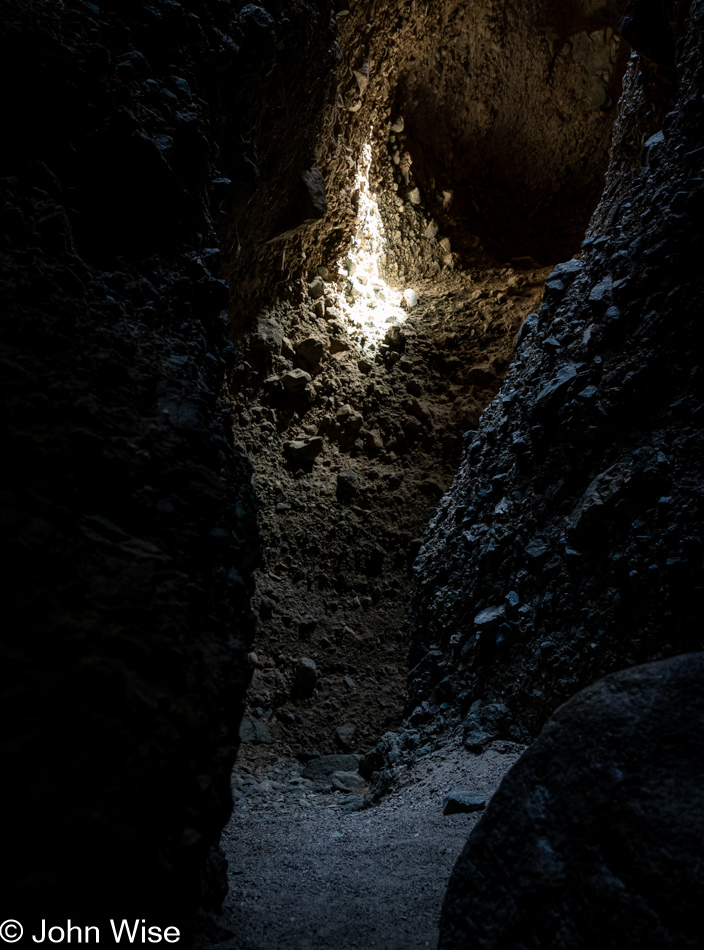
[{"left": 2, "top": 0, "right": 703, "bottom": 948}]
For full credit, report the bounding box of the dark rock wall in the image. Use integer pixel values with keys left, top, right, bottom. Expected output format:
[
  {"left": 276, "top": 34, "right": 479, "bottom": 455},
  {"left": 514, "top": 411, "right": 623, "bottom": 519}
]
[
  {"left": 407, "top": 0, "right": 704, "bottom": 743},
  {"left": 439, "top": 653, "right": 704, "bottom": 949},
  {"left": 0, "top": 0, "right": 331, "bottom": 930},
  {"left": 216, "top": 2, "right": 340, "bottom": 315}
]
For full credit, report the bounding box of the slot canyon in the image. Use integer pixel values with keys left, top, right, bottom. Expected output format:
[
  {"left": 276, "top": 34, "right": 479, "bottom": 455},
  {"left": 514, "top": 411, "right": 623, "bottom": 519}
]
[{"left": 1, "top": 0, "right": 703, "bottom": 947}]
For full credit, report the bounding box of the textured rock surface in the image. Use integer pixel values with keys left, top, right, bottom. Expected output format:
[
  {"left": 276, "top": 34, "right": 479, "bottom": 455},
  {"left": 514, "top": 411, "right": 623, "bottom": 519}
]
[
  {"left": 297, "top": 0, "right": 630, "bottom": 279},
  {"left": 229, "top": 267, "right": 548, "bottom": 766},
  {"left": 3, "top": 0, "right": 703, "bottom": 941},
  {"left": 406, "top": 0, "right": 704, "bottom": 742},
  {"left": 439, "top": 653, "right": 704, "bottom": 949},
  {"left": 0, "top": 0, "right": 335, "bottom": 931},
  {"left": 216, "top": 0, "right": 635, "bottom": 306}
]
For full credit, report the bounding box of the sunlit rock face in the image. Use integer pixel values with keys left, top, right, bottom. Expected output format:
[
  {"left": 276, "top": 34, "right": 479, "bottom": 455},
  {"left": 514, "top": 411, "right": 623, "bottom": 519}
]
[
  {"left": 221, "top": 0, "right": 632, "bottom": 315},
  {"left": 385, "top": 0, "right": 630, "bottom": 263},
  {"left": 407, "top": 0, "right": 704, "bottom": 743},
  {"left": 283, "top": 0, "right": 631, "bottom": 292}
]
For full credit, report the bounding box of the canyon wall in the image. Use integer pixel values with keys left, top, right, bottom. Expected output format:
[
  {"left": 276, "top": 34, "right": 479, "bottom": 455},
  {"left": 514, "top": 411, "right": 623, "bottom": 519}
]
[
  {"left": 0, "top": 0, "right": 334, "bottom": 930},
  {"left": 407, "top": 0, "right": 704, "bottom": 744}
]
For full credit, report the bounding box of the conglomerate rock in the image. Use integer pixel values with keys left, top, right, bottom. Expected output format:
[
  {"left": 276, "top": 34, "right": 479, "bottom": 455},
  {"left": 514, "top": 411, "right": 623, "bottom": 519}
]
[{"left": 407, "top": 0, "right": 704, "bottom": 743}]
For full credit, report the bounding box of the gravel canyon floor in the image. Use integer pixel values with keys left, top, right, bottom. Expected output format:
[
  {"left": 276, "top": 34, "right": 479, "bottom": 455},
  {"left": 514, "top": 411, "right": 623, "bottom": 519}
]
[{"left": 210, "top": 740, "right": 523, "bottom": 950}]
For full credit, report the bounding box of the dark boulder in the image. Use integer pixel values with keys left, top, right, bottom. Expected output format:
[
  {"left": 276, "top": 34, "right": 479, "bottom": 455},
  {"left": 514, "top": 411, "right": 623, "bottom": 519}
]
[{"left": 440, "top": 653, "right": 704, "bottom": 950}]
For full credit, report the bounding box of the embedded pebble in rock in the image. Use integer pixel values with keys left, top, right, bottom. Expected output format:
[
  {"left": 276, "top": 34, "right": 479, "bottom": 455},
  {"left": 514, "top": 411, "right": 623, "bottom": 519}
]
[
  {"left": 240, "top": 718, "right": 274, "bottom": 745},
  {"left": 384, "top": 324, "right": 407, "bottom": 351},
  {"left": 294, "top": 658, "right": 318, "bottom": 698},
  {"left": 336, "top": 722, "right": 356, "bottom": 750},
  {"left": 332, "top": 771, "right": 366, "bottom": 792},
  {"left": 284, "top": 437, "right": 324, "bottom": 464},
  {"left": 296, "top": 337, "right": 325, "bottom": 371},
  {"left": 308, "top": 276, "right": 325, "bottom": 299}
]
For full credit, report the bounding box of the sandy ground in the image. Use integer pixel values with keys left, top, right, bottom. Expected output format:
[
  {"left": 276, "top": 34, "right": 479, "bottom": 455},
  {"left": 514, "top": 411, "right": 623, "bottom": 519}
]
[{"left": 209, "top": 739, "right": 524, "bottom": 950}]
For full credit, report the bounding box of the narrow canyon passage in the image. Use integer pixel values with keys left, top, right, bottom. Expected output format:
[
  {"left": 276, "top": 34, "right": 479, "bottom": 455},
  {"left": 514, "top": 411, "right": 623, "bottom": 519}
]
[
  {"left": 215, "top": 4, "right": 620, "bottom": 938},
  {"left": 219, "top": 251, "right": 547, "bottom": 949},
  {"left": 224, "top": 0, "right": 620, "bottom": 778},
  {"left": 3, "top": 0, "right": 703, "bottom": 947}
]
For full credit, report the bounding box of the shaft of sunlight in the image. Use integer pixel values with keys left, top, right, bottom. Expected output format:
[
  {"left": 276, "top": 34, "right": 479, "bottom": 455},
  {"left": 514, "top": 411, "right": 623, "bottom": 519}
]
[{"left": 332, "top": 134, "right": 408, "bottom": 350}]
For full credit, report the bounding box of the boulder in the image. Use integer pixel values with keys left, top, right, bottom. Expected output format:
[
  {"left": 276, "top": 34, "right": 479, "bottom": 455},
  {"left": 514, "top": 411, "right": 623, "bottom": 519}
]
[
  {"left": 295, "top": 337, "right": 325, "bottom": 370},
  {"left": 281, "top": 368, "right": 312, "bottom": 393},
  {"left": 250, "top": 316, "right": 284, "bottom": 355},
  {"left": 440, "top": 654, "right": 704, "bottom": 950},
  {"left": 337, "top": 469, "right": 360, "bottom": 500},
  {"left": 465, "top": 362, "right": 498, "bottom": 388},
  {"left": 335, "top": 404, "right": 364, "bottom": 437},
  {"left": 308, "top": 276, "right": 325, "bottom": 300},
  {"left": 402, "top": 288, "right": 419, "bottom": 310},
  {"left": 266, "top": 168, "right": 327, "bottom": 243},
  {"left": 336, "top": 722, "right": 356, "bottom": 750},
  {"left": 462, "top": 700, "right": 510, "bottom": 752},
  {"left": 332, "top": 771, "right": 366, "bottom": 793},
  {"left": 385, "top": 325, "right": 406, "bottom": 351},
  {"left": 239, "top": 718, "right": 272, "bottom": 745}
]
